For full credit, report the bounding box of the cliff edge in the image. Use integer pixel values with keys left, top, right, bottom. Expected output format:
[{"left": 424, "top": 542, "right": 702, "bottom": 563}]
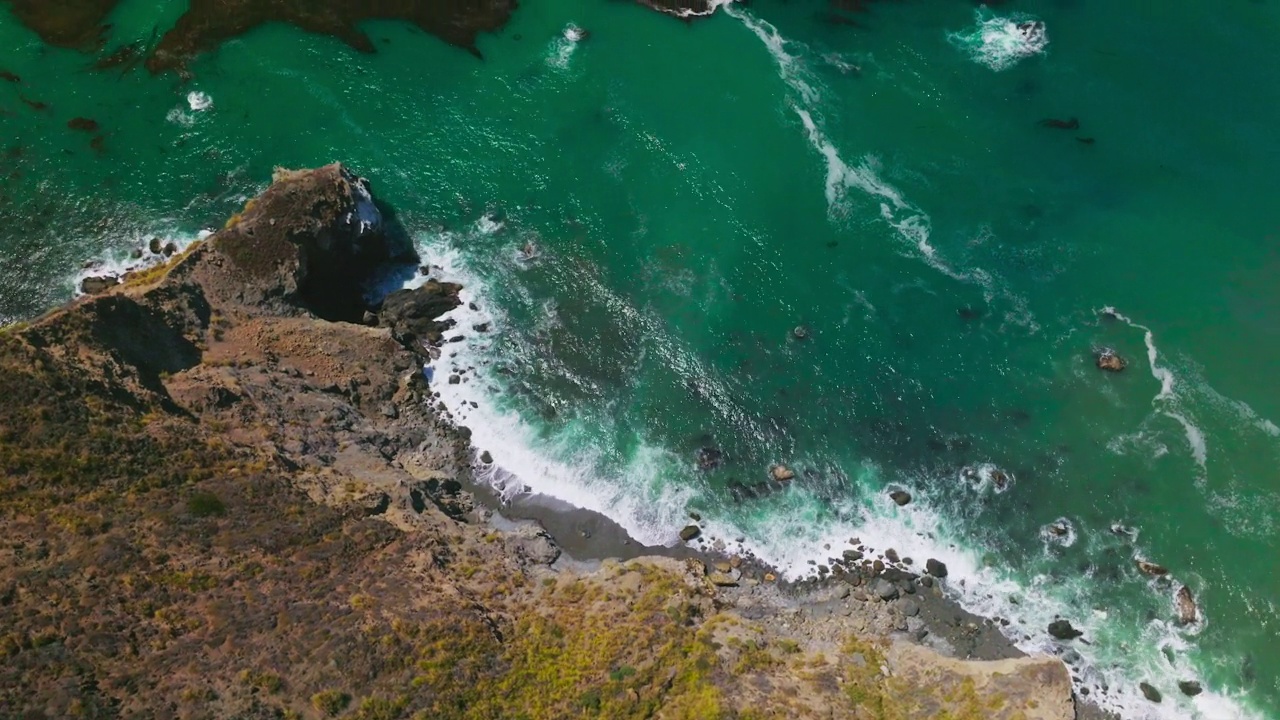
[{"left": 0, "top": 165, "right": 1075, "bottom": 720}]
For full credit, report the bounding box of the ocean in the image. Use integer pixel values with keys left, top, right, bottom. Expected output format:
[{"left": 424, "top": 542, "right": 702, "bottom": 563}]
[{"left": 2, "top": 1, "right": 1278, "bottom": 717}]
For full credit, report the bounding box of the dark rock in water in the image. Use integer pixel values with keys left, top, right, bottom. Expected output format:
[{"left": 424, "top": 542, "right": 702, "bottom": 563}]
[
  {"left": 67, "top": 117, "right": 100, "bottom": 132},
  {"left": 889, "top": 490, "right": 912, "bottom": 506},
  {"left": 148, "top": 0, "right": 519, "bottom": 73},
  {"left": 380, "top": 280, "right": 462, "bottom": 351},
  {"left": 149, "top": 237, "right": 163, "bottom": 255},
  {"left": 1038, "top": 117, "right": 1080, "bottom": 130},
  {"left": 3, "top": 0, "right": 123, "bottom": 49},
  {"left": 1175, "top": 585, "right": 1198, "bottom": 625},
  {"left": 479, "top": 450, "right": 493, "bottom": 464},
  {"left": 792, "top": 325, "right": 809, "bottom": 340},
  {"left": 872, "top": 578, "right": 898, "bottom": 601},
  {"left": 770, "top": 465, "right": 795, "bottom": 482},
  {"left": 990, "top": 469, "right": 1010, "bottom": 490},
  {"left": 842, "top": 549, "right": 864, "bottom": 563},
  {"left": 956, "top": 305, "right": 982, "bottom": 321},
  {"left": 925, "top": 558, "right": 948, "bottom": 578},
  {"left": 162, "top": 242, "right": 178, "bottom": 256},
  {"left": 1136, "top": 560, "right": 1168, "bottom": 577},
  {"left": 1177, "top": 681, "right": 1202, "bottom": 697},
  {"left": 679, "top": 525, "right": 701, "bottom": 543},
  {"left": 1139, "top": 682, "right": 1162, "bottom": 703},
  {"left": 696, "top": 446, "right": 723, "bottom": 471},
  {"left": 130, "top": 247, "right": 144, "bottom": 260},
  {"left": 638, "top": 0, "right": 718, "bottom": 18},
  {"left": 0, "top": 69, "right": 20, "bottom": 83},
  {"left": 1095, "top": 348, "right": 1127, "bottom": 372},
  {"left": 1048, "top": 619, "right": 1083, "bottom": 640},
  {"left": 884, "top": 549, "right": 900, "bottom": 564},
  {"left": 80, "top": 275, "right": 119, "bottom": 295}
]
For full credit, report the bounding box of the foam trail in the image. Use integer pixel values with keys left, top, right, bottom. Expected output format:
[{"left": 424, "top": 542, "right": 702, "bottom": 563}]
[
  {"left": 72, "top": 228, "right": 211, "bottom": 296},
  {"left": 725, "top": 5, "right": 1037, "bottom": 333}
]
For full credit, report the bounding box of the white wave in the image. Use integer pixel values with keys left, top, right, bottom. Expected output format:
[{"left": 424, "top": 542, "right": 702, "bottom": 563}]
[
  {"left": 166, "top": 108, "right": 195, "bottom": 127},
  {"left": 71, "top": 228, "right": 210, "bottom": 296},
  {"left": 546, "top": 24, "right": 584, "bottom": 70},
  {"left": 948, "top": 10, "right": 1049, "bottom": 72},
  {"left": 186, "top": 91, "right": 213, "bottom": 112},
  {"left": 648, "top": 0, "right": 736, "bottom": 20}
]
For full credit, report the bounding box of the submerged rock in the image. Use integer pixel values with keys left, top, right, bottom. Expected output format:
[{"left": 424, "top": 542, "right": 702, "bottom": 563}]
[
  {"left": 925, "top": 559, "right": 948, "bottom": 578},
  {"left": 1178, "top": 680, "right": 1203, "bottom": 697},
  {"left": 1095, "top": 348, "right": 1127, "bottom": 372},
  {"left": 695, "top": 446, "right": 723, "bottom": 471},
  {"left": 1136, "top": 560, "right": 1168, "bottom": 577},
  {"left": 889, "top": 490, "right": 912, "bottom": 506},
  {"left": 148, "top": 0, "right": 518, "bottom": 73},
  {"left": 1047, "top": 619, "right": 1083, "bottom": 640},
  {"left": 770, "top": 465, "right": 796, "bottom": 482}
]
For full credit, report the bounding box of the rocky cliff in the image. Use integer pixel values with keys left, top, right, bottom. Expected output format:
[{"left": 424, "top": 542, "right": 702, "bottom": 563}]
[{"left": 0, "top": 165, "right": 1077, "bottom": 720}]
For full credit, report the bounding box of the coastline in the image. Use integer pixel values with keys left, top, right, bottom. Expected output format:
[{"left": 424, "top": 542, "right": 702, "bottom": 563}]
[{"left": 0, "top": 163, "right": 1087, "bottom": 719}]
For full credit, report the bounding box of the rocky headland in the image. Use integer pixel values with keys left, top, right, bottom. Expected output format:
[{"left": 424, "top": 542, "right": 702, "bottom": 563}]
[{"left": 0, "top": 163, "right": 1101, "bottom": 719}]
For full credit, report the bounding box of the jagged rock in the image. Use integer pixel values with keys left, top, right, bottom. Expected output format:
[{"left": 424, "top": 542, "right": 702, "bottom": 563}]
[
  {"left": 1178, "top": 680, "right": 1202, "bottom": 697},
  {"left": 1175, "top": 585, "right": 1198, "bottom": 625},
  {"left": 873, "top": 578, "right": 899, "bottom": 601},
  {"left": 1047, "top": 620, "right": 1082, "bottom": 640},
  {"left": 889, "top": 490, "right": 912, "bottom": 506},
  {"left": 80, "top": 275, "right": 119, "bottom": 295},
  {"left": 358, "top": 491, "right": 391, "bottom": 516},
  {"left": 1139, "top": 682, "right": 1162, "bottom": 703},
  {"left": 709, "top": 572, "right": 738, "bottom": 587},
  {"left": 925, "top": 559, "right": 948, "bottom": 578},
  {"left": 380, "top": 281, "right": 462, "bottom": 350},
  {"left": 506, "top": 526, "right": 560, "bottom": 566},
  {"left": 1136, "top": 560, "right": 1168, "bottom": 577},
  {"left": 1096, "top": 348, "right": 1127, "bottom": 372},
  {"left": 679, "top": 525, "right": 701, "bottom": 542},
  {"left": 407, "top": 477, "right": 472, "bottom": 520},
  {"left": 770, "top": 465, "right": 795, "bottom": 482}
]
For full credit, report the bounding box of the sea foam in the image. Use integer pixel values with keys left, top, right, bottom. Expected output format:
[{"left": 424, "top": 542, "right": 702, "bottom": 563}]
[{"left": 948, "top": 10, "right": 1049, "bottom": 72}]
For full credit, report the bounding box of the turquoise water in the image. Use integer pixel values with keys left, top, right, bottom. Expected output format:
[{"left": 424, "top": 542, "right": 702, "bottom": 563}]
[{"left": 3, "top": 1, "right": 1280, "bottom": 717}]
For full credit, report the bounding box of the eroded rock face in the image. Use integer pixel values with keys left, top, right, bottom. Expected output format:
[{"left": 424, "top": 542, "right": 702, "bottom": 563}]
[
  {"left": 146, "top": 0, "right": 518, "bottom": 73},
  {"left": 213, "top": 163, "right": 416, "bottom": 322}
]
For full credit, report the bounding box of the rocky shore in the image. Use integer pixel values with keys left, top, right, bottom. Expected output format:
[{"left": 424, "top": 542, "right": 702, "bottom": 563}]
[{"left": 1, "top": 164, "right": 1087, "bottom": 719}]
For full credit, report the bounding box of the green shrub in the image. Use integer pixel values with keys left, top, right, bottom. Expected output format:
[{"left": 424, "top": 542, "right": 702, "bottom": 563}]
[
  {"left": 187, "top": 491, "right": 226, "bottom": 517},
  {"left": 312, "top": 689, "right": 350, "bottom": 716}
]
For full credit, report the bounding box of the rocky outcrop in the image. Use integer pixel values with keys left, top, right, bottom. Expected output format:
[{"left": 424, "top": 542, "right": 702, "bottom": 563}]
[{"left": 0, "top": 165, "right": 1076, "bottom": 720}]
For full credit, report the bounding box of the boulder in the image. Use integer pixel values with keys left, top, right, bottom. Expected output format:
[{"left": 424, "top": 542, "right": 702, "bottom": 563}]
[
  {"left": 925, "top": 559, "right": 948, "bottom": 578},
  {"left": 709, "top": 572, "right": 738, "bottom": 587},
  {"left": 380, "top": 280, "right": 463, "bottom": 350},
  {"left": 842, "top": 549, "right": 864, "bottom": 563},
  {"left": 1175, "top": 585, "right": 1198, "bottom": 625},
  {"left": 679, "top": 525, "right": 701, "bottom": 543},
  {"left": 872, "top": 578, "right": 899, "bottom": 601},
  {"left": 889, "top": 490, "right": 912, "bottom": 506},
  {"left": 1178, "top": 681, "right": 1202, "bottom": 697},
  {"left": 1136, "top": 560, "right": 1168, "bottom": 577},
  {"left": 407, "top": 477, "right": 472, "bottom": 520},
  {"left": 149, "top": 237, "right": 163, "bottom": 254},
  {"left": 80, "top": 275, "right": 119, "bottom": 295},
  {"left": 770, "top": 465, "right": 795, "bottom": 482},
  {"left": 1047, "top": 619, "right": 1082, "bottom": 640},
  {"left": 885, "top": 548, "right": 900, "bottom": 563},
  {"left": 1139, "top": 682, "right": 1162, "bottom": 703},
  {"left": 1096, "top": 348, "right": 1127, "bottom": 372}
]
